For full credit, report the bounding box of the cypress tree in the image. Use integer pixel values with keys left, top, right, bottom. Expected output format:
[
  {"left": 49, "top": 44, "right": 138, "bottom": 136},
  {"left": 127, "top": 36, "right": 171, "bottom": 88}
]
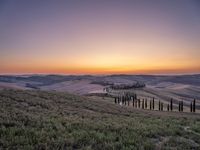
[
  {"left": 150, "top": 100, "right": 152, "bottom": 110},
  {"left": 181, "top": 101, "right": 183, "bottom": 112},
  {"left": 159, "top": 101, "right": 161, "bottom": 111},
  {"left": 135, "top": 100, "right": 137, "bottom": 108},
  {"left": 145, "top": 99, "right": 147, "bottom": 109},
  {"left": 142, "top": 99, "right": 144, "bottom": 109},
  {"left": 170, "top": 98, "right": 173, "bottom": 111},
  {"left": 138, "top": 99, "right": 140, "bottom": 108},
  {"left": 193, "top": 99, "right": 196, "bottom": 112},
  {"left": 153, "top": 97, "right": 155, "bottom": 110}
]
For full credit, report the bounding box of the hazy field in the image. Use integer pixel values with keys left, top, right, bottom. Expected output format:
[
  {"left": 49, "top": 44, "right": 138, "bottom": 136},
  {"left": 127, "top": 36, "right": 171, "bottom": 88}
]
[
  {"left": 0, "top": 74, "right": 200, "bottom": 103},
  {"left": 0, "top": 74, "right": 200, "bottom": 90},
  {"left": 0, "top": 89, "right": 200, "bottom": 149}
]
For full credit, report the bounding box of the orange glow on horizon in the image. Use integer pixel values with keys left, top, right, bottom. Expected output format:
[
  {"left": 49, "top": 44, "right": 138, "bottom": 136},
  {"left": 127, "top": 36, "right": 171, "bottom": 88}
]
[{"left": 1, "top": 63, "right": 199, "bottom": 75}]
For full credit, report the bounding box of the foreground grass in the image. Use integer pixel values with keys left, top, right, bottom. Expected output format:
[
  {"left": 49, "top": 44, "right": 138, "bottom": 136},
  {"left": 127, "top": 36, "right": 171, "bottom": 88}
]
[{"left": 0, "top": 89, "right": 200, "bottom": 150}]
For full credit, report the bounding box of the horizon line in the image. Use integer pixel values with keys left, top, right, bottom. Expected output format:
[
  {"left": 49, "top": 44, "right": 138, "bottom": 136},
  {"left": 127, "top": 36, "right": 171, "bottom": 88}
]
[{"left": 0, "top": 72, "right": 200, "bottom": 76}]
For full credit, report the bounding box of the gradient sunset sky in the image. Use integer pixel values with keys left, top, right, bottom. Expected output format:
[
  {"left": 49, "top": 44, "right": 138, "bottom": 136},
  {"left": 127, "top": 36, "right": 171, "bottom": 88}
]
[{"left": 0, "top": 0, "right": 200, "bottom": 75}]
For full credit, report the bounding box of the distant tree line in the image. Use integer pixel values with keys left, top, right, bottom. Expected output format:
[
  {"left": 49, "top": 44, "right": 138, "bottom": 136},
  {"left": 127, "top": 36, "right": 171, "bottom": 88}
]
[
  {"left": 110, "top": 82, "right": 145, "bottom": 90},
  {"left": 91, "top": 81, "right": 113, "bottom": 86},
  {"left": 91, "top": 81, "right": 145, "bottom": 90}
]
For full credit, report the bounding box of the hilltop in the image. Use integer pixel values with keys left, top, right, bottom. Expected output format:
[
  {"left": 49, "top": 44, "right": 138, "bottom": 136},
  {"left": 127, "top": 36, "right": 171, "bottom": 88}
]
[{"left": 0, "top": 89, "right": 200, "bottom": 149}]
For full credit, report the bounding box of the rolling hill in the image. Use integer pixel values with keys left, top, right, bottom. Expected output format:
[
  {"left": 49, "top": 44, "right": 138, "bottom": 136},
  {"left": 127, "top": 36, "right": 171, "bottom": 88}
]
[{"left": 0, "top": 89, "right": 200, "bottom": 149}]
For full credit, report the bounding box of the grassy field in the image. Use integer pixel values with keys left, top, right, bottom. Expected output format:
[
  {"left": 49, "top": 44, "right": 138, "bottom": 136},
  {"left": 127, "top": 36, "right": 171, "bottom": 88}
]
[{"left": 0, "top": 89, "right": 200, "bottom": 150}]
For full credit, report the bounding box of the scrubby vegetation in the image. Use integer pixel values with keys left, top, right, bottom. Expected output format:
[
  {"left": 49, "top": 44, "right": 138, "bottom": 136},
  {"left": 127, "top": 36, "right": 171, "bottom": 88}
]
[
  {"left": 110, "top": 82, "right": 145, "bottom": 90},
  {"left": 0, "top": 89, "right": 200, "bottom": 149}
]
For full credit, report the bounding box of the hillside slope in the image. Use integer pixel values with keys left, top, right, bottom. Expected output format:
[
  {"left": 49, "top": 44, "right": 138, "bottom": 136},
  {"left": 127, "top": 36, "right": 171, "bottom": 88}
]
[
  {"left": 1, "top": 75, "right": 200, "bottom": 96},
  {"left": 0, "top": 89, "right": 200, "bottom": 149}
]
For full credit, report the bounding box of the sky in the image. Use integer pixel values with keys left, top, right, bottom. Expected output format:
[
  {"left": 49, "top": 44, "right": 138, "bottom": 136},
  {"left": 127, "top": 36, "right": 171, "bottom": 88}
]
[{"left": 0, "top": 0, "right": 200, "bottom": 75}]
